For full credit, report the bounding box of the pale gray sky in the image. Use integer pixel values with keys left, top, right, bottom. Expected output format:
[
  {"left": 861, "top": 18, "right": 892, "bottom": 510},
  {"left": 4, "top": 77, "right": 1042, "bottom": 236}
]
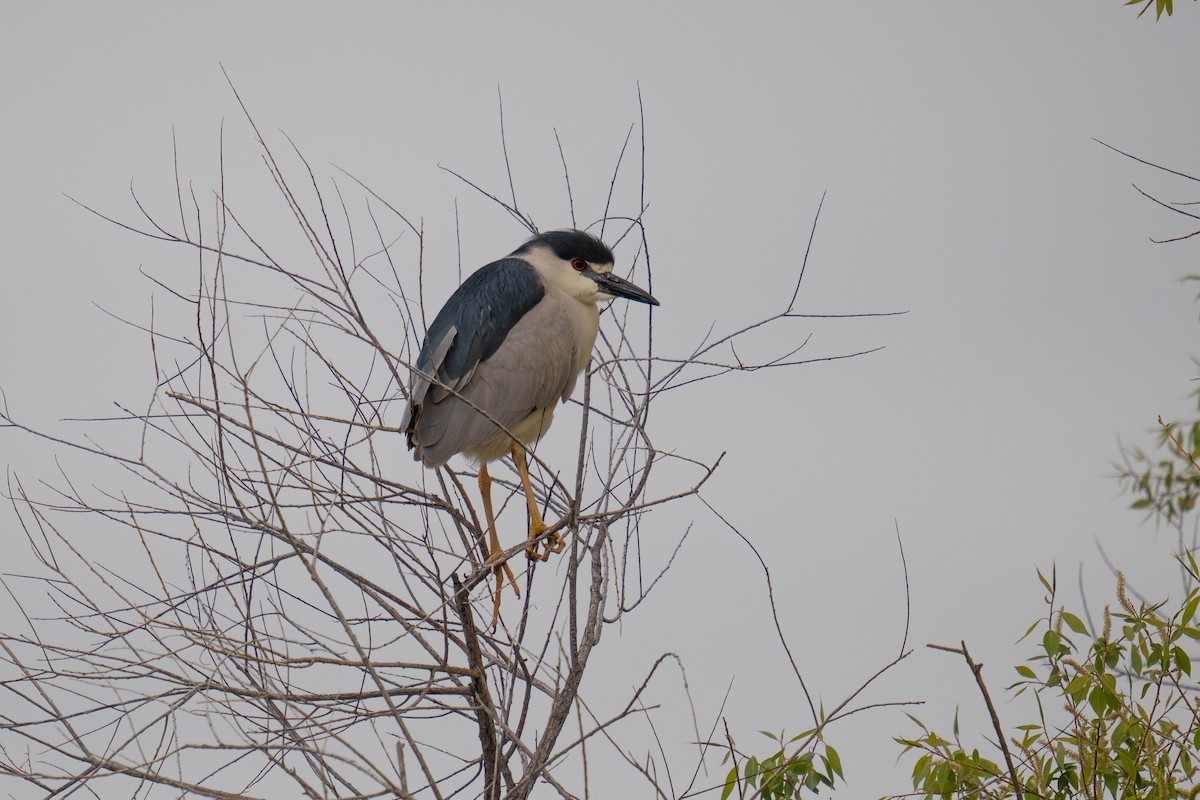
[{"left": 3, "top": 4, "right": 1200, "bottom": 796}]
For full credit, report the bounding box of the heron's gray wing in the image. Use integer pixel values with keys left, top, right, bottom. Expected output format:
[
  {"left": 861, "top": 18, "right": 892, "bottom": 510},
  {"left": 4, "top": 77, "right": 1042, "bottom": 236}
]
[
  {"left": 402, "top": 259, "right": 547, "bottom": 463},
  {"left": 414, "top": 298, "right": 580, "bottom": 465}
]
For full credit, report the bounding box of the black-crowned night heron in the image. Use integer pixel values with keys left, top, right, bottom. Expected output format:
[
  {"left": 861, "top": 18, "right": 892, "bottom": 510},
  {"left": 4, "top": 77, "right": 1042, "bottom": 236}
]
[{"left": 401, "top": 229, "right": 659, "bottom": 620}]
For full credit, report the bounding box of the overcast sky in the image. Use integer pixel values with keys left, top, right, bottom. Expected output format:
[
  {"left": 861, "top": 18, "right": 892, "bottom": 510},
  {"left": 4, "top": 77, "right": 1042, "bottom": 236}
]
[{"left": 4, "top": 4, "right": 1200, "bottom": 796}]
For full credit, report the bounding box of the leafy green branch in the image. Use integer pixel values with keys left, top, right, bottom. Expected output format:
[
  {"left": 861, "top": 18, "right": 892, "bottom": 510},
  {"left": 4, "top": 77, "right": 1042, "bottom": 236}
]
[
  {"left": 895, "top": 561, "right": 1200, "bottom": 799},
  {"left": 1124, "top": 0, "right": 1196, "bottom": 21},
  {"left": 719, "top": 729, "right": 844, "bottom": 800}
]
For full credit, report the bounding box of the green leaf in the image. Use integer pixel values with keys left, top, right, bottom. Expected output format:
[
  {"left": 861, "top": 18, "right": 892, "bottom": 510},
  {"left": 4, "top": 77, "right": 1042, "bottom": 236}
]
[
  {"left": 1104, "top": 643, "right": 1120, "bottom": 670},
  {"left": 1175, "top": 645, "right": 1192, "bottom": 676},
  {"left": 1061, "top": 611, "right": 1088, "bottom": 635},
  {"left": 721, "top": 766, "right": 737, "bottom": 800},
  {"left": 1016, "top": 664, "right": 1037, "bottom": 679},
  {"left": 1088, "top": 684, "right": 1115, "bottom": 716},
  {"left": 745, "top": 756, "right": 760, "bottom": 786},
  {"left": 1065, "top": 674, "right": 1091, "bottom": 702},
  {"left": 1182, "top": 593, "right": 1200, "bottom": 626},
  {"left": 825, "top": 744, "right": 843, "bottom": 779},
  {"left": 1037, "top": 567, "right": 1055, "bottom": 595},
  {"left": 787, "top": 728, "right": 815, "bottom": 743}
]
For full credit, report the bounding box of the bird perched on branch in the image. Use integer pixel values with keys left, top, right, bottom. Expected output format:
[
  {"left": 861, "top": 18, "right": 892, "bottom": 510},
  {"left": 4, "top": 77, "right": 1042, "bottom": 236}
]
[{"left": 401, "top": 229, "right": 659, "bottom": 622}]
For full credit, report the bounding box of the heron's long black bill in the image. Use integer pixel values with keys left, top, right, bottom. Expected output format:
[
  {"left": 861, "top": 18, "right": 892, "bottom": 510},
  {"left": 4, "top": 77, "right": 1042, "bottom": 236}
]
[{"left": 590, "top": 270, "right": 660, "bottom": 306}]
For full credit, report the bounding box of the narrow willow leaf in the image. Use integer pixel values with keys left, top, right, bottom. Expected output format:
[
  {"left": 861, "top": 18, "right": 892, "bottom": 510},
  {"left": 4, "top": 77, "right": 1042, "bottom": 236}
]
[{"left": 1061, "top": 611, "right": 1088, "bottom": 635}]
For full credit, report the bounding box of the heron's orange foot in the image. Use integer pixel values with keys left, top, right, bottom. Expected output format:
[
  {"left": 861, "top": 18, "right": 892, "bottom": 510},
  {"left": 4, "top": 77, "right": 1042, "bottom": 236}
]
[
  {"left": 544, "top": 529, "right": 566, "bottom": 556},
  {"left": 526, "top": 522, "right": 566, "bottom": 561},
  {"left": 525, "top": 520, "right": 549, "bottom": 561}
]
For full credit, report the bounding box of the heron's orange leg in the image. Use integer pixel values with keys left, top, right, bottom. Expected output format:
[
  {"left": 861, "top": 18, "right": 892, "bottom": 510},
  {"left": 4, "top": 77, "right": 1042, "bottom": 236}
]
[
  {"left": 512, "top": 441, "right": 563, "bottom": 560},
  {"left": 478, "top": 463, "right": 518, "bottom": 627}
]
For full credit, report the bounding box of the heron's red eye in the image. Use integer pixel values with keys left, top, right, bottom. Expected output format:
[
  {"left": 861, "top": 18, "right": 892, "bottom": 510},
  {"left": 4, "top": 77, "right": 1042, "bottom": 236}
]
[{"left": 571, "top": 258, "right": 588, "bottom": 272}]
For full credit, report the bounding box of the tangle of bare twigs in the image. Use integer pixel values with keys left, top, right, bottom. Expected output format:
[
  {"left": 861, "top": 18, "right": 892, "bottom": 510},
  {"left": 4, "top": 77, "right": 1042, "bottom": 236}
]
[{"left": 0, "top": 86, "right": 907, "bottom": 799}]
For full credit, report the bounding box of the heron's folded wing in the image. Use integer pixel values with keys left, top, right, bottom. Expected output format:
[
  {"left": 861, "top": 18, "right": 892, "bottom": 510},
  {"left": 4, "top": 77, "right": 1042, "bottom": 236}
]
[
  {"left": 416, "top": 297, "right": 579, "bottom": 466},
  {"left": 403, "top": 258, "right": 548, "bottom": 464}
]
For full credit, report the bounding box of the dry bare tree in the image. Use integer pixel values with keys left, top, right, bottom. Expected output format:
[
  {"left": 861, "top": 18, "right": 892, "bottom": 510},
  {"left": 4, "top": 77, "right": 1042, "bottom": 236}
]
[{"left": 0, "top": 93, "right": 905, "bottom": 799}]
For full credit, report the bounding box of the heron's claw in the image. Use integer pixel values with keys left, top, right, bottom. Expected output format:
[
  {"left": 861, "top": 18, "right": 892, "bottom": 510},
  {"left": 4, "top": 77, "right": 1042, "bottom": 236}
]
[{"left": 526, "top": 522, "right": 566, "bottom": 561}]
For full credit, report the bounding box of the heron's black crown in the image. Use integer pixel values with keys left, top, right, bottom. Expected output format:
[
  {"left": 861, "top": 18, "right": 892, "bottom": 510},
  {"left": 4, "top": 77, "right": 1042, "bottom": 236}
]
[{"left": 513, "top": 229, "right": 614, "bottom": 266}]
